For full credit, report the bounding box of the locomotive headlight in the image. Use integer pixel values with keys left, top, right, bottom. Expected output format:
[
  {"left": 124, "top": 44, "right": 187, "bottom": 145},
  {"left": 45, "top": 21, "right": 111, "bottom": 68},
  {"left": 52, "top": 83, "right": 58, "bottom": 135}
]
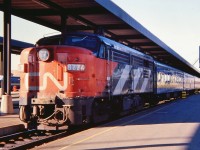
[
  {"left": 67, "top": 64, "right": 85, "bottom": 71},
  {"left": 38, "top": 48, "right": 50, "bottom": 61}
]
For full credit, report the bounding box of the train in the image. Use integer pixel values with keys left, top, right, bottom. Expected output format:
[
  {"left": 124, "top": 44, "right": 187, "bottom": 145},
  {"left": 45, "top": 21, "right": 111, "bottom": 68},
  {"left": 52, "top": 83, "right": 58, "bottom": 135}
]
[
  {"left": 11, "top": 76, "right": 20, "bottom": 91},
  {"left": 0, "top": 76, "right": 20, "bottom": 91},
  {"left": 18, "top": 32, "right": 200, "bottom": 130}
]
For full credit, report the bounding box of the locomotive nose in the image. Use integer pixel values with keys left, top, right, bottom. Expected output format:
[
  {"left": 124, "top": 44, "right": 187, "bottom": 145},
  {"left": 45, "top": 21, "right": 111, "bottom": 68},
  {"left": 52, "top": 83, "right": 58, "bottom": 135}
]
[{"left": 19, "top": 44, "right": 94, "bottom": 129}]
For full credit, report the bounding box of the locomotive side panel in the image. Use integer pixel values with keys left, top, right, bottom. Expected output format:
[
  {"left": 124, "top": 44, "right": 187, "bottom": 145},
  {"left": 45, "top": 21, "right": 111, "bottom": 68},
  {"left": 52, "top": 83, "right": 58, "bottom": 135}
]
[
  {"left": 110, "top": 49, "right": 131, "bottom": 95},
  {"left": 131, "top": 55, "right": 154, "bottom": 94},
  {"left": 101, "top": 36, "right": 154, "bottom": 96}
]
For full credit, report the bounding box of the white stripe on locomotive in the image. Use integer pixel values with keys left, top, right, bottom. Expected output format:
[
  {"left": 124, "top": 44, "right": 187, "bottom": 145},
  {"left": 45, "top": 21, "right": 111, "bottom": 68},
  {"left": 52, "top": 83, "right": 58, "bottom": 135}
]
[
  {"left": 140, "top": 69, "right": 151, "bottom": 92},
  {"left": 112, "top": 66, "right": 152, "bottom": 95},
  {"left": 25, "top": 72, "right": 68, "bottom": 91},
  {"left": 113, "top": 65, "right": 131, "bottom": 95},
  {"left": 132, "top": 68, "right": 143, "bottom": 91}
]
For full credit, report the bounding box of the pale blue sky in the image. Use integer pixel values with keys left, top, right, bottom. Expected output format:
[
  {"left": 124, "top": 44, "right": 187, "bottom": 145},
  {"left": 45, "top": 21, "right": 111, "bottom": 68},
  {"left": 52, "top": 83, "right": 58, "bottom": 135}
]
[
  {"left": 113, "top": 0, "right": 200, "bottom": 69},
  {"left": 0, "top": 0, "right": 200, "bottom": 70}
]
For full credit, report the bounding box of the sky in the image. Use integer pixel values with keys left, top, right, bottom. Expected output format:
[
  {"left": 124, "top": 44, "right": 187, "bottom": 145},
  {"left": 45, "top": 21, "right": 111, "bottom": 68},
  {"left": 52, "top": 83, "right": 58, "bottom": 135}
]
[
  {"left": 0, "top": 0, "right": 200, "bottom": 70},
  {"left": 113, "top": 0, "right": 200, "bottom": 69}
]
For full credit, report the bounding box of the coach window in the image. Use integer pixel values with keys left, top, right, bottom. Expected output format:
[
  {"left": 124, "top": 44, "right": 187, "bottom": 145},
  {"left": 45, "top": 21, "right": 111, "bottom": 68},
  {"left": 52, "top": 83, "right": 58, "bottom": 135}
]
[
  {"left": 161, "top": 73, "right": 165, "bottom": 83},
  {"left": 176, "top": 76, "right": 178, "bottom": 83},
  {"left": 99, "top": 44, "right": 106, "bottom": 58},
  {"left": 158, "top": 72, "right": 161, "bottom": 82}
]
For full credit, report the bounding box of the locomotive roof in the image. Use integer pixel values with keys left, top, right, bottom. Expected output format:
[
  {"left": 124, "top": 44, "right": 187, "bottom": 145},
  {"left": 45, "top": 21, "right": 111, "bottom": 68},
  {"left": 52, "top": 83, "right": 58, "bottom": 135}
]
[
  {"left": 98, "top": 35, "right": 153, "bottom": 61},
  {"left": 37, "top": 32, "right": 153, "bottom": 61},
  {"left": 0, "top": 0, "right": 200, "bottom": 77}
]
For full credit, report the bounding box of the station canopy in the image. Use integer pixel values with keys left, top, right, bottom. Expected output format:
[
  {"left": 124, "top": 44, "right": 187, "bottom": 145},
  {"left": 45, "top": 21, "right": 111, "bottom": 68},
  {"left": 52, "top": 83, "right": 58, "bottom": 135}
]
[
  {"left": 0, "top": 36, "right": 33, "bottom": 54},
  {"left": 0, "top": 0, "right": 199, "bottom": 77}
]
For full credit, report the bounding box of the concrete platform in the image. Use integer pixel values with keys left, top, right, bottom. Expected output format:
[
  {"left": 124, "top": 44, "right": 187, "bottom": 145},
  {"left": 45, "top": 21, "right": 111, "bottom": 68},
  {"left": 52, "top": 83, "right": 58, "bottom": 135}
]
[
  {"left": 0, "top": 96, "right": 25, "bottom": 137},
  {"left": 35, "top": 94, "right": 200, "bottom": 150},
  {"left": 0, "top": 111, "right": 25, "bottom": 137}
]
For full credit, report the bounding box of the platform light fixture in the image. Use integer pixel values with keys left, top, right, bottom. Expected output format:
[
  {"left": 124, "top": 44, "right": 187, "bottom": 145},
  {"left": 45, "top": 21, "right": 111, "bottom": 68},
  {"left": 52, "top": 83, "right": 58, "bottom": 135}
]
[
  {"left": 76, "top": 20, "right": 88, "bottom": 26},
  {"left": 32, "top": 0, "right": 50, "bottom": 8}
]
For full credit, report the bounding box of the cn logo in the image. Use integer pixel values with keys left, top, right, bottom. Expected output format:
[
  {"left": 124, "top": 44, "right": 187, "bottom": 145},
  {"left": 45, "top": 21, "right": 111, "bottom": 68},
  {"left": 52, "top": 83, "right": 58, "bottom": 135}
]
[{"left": 25, "top": 72, "right": 68, "bottom": 91}]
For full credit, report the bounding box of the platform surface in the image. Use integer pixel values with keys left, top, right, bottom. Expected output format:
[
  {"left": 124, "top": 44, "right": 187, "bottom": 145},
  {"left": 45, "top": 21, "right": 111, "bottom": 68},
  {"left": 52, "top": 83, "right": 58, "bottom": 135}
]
[
  {"left": 0, "top": 114, "right": 25, "bottom": 137},
  {"left": 0, "top": 101, "right": 25, "bottom": 137},
  {"left": 35, "top": 94, "right": 200, "bottom": 150}
]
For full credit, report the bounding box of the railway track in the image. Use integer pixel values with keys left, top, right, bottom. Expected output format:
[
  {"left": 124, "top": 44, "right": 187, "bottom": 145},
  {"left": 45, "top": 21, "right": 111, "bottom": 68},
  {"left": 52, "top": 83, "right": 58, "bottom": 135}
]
[
  {"left": 0, "top": 123, "right": 93, "bottom": 150},
  {"left": 0, "top": 129, "right": 69, "bottom": 150}
]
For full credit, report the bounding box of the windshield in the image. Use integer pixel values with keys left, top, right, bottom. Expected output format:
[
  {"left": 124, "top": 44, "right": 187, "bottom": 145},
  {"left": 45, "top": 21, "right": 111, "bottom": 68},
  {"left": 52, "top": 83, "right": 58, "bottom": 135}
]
[
  {"left": 36, "top": 34, "right": 99, "bottom": 55},
  {"left": 64, "top": 35, "right": 99, "bottom": 54}
]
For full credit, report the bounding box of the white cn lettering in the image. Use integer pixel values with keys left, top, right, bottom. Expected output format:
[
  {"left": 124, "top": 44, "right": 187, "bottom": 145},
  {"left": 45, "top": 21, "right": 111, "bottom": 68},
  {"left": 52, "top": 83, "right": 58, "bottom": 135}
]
[{"left": 25, "top": 72, "right": 68, "bottom": 91}]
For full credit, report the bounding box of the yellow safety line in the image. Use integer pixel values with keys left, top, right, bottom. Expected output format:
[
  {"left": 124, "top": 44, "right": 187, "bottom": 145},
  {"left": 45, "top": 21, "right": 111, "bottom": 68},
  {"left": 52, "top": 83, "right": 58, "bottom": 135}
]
[
  {"left": 59, "top": 126, "right": 118, "bottom": 150},
  {"left": 58, "top": 103, "right": 173, "bottom": 150}
]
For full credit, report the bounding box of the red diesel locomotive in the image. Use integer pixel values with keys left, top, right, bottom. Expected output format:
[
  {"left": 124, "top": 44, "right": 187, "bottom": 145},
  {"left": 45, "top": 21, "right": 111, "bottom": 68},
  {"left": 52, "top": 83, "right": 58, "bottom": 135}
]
[{"left": 19, "top": 32, "right": 200, "bottom": 130}]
